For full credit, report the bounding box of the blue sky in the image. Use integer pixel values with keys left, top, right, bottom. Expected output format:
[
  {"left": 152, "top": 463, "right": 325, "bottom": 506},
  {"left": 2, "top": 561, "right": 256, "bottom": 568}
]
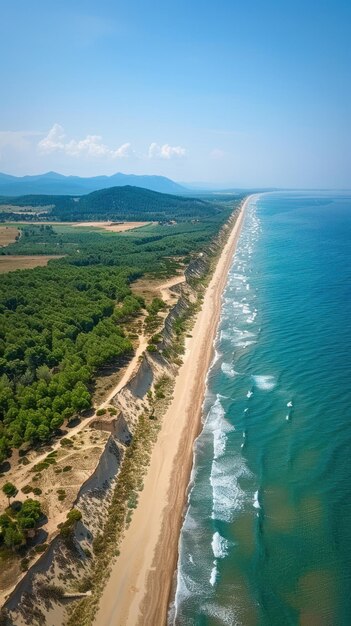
[{"left": 1, "top": 0, "right": 350, "bottom": 187}]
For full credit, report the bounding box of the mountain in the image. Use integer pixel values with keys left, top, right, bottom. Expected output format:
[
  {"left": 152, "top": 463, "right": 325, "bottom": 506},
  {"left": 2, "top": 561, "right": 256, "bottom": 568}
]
[
  {"left": 0, "top": 185, "right": 224, "bottom": 222},
  {"left": 0, "top": 171, "right": 186, "bottom": 196}
]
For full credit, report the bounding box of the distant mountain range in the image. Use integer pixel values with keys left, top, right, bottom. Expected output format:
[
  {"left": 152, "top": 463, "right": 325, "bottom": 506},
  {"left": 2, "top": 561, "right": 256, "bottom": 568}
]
[
  {"left": 0, "top": 185, "right": 225, "bottom": 222},
  {"left": 0, "top": 171, "right": 186, "bottom": 196}
]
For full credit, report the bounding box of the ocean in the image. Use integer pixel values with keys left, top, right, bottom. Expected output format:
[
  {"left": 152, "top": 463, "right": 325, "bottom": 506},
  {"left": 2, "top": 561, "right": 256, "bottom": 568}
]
[{"left": 172, "top": 192, "right": 351, "bottom": 626}]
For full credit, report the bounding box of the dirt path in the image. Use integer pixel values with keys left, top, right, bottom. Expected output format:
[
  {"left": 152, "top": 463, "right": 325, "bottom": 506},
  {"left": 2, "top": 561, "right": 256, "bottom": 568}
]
[
  {"left": 99, "top": 334, "right": 149, "bottom": 408},
  {"left": 158, "top": 275, "right": 185, "bottom": 303}
]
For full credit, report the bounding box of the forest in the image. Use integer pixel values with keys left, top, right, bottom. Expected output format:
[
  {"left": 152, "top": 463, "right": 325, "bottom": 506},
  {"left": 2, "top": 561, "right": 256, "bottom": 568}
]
[
  {"left": 0, "top": 194, "right": 242, "bottom": 464},
  {"left": 0, "top": 185, "right": 229, "bottom": 222}
]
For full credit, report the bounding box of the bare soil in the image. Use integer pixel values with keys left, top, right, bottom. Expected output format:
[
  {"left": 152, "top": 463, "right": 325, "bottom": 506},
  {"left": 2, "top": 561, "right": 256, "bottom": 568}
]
[
  {"left": 0, "top": 226, "right": 19, "bottom": 246},
  {"left": 0, "top": 255, "right": 64, "bottom": 273}
]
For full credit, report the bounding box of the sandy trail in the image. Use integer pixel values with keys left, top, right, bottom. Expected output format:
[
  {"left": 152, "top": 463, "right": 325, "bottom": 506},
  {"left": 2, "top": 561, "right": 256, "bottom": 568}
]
[
  {"left": 95, "top": 197, "right": 250, "bottom": 626},
  {"left": 100, "top": 334, "right": 148, "bottom": 408},
  {"left": 158, "top": 276, "right": 185, "bottom": 303}
]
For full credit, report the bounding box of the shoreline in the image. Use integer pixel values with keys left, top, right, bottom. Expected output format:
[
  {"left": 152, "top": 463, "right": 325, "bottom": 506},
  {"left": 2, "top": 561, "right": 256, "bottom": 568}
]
[{"left": 95, "top": 195, "right": 251, "bottom": 626}]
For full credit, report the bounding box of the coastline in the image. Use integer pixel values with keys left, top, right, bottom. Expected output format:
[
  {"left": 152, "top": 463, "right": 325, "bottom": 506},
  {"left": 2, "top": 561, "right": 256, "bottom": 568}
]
[{"left": 95, "top": 195, "right": 251, "bottom": 626}]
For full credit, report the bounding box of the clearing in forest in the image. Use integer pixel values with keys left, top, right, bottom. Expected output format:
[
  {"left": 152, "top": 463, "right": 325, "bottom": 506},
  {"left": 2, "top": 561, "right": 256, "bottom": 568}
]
[
  {"left": 71, "top": 221, "right": 152, "bottom": 232},
  {"left": 0, "top": 226, "right": 19, "bottom": 246},
  {"left": 0, "top": 255, "right": 64, "bottom": 273}
]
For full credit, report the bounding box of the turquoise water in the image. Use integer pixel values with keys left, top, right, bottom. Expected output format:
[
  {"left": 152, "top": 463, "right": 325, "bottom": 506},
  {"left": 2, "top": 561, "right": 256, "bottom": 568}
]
[{"left": 172, "top": 193, "right": 351, "bottom": 626}]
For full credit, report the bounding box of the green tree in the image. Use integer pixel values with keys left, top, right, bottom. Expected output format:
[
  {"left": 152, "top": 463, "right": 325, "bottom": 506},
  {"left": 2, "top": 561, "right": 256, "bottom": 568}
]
[
  {"left": 4, "top": 524, "right": 24, "bottom": 550},
  {"left": 17, "top": 499, "right": 42, "bottom": 531},
  {"left": 37, "top": 423, "right": 50, "bottom": 442},
  {"left": 36, "top": 364, "right": 52, "bottom": 383},
  {"left": 0, "top": 513, "right": 10, "bottom": 531},
  {"left": 2, "top": 482, "right": 18, "bottom": 505}
]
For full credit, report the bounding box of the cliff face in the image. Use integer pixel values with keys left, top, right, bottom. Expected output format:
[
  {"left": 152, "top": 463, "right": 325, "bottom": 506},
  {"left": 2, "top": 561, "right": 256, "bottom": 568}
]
[
  {"left": 2, "top": 330, "right": 177, "bottom": 626},
  {"left": 3, "top": 434, "right": 122, "bottom": 626},
  {"left": 2, "top": 207, "right": 240, "bottom": 626}
]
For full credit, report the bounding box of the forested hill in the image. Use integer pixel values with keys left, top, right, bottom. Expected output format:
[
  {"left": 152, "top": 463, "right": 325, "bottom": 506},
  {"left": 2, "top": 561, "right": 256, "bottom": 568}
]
[{"left": 0, "top": 185, "right": 221, "bottom": 222}]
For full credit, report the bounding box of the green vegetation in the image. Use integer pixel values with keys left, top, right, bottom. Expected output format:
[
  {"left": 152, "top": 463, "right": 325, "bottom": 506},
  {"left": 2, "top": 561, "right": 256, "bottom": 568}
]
[
  {"left": 2, "top": 482, "right": 18, "bottom": 504},
  {"left": 0, "top": 191, "right": 241, "bottom": 464},
  {"left": 0, "top": 185, "right": 224, "bottom": 222},
  {"left": 96, "top": 408, "right": 106, "bottom": 416},
  {"left": 144, "top": 297, "right": 166, "bottom": 335},
  {"left": 59, "top": 508, "right": 82, "bottom": 539},
  {"left": 0, "top": 498, "right": 43, "bottom": 550}
]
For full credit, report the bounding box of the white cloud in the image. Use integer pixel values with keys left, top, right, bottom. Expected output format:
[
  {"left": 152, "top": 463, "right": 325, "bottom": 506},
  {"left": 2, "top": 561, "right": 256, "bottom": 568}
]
[
  {"left": 38, "top": 124, "right": 66, "bottom": 153},
  {"left": 113, "top": 142, "right": 132, "bottom": 158},
  {"left": 210, "top": 148, "right": 225, "bottom": 159},
  {"left": 148, "top": 142, "right": 186, "bottom": 159},
  {"left": 38, "top": 124, "right": 132, "bottom": 159},
  {"left": 0, "top": 130, "right": 41, "bottom": 157}
]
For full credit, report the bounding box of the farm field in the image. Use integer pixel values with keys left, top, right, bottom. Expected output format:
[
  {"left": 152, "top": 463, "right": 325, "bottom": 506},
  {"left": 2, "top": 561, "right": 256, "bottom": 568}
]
[
  {"left": 0, "top": 254, "right": 63, "bottom": 273},
  {"left": 1, "top": 220, "right": 153, "bottom": 237},
  {"left": 0, "top": 226, "right": 19, "bottom": 246},
  {"left": 72, "top": 220, "right": 151, "bottom": 232}
]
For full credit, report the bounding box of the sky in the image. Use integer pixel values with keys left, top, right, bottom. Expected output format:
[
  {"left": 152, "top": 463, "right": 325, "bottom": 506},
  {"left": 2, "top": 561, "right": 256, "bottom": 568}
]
[{"left": 0, "top": 0, "right": 350, "bottom": 188}]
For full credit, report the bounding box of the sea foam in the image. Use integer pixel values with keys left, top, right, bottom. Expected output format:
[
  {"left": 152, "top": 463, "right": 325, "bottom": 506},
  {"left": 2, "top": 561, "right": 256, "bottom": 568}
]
[
  {"left": 209, "top": 563, "right": 217, "bottom": 586},
  {"left": 211, "top": 531, "right": 229, "bottom": 559},
  {"left": 221, "top": 362, "right": 238, "bottom": 378},
  {"left": 210, "top": 456, "right": 251, "bottom": 522},
  {"left": 253, "top": 490, "right": 261, "bottom": 509},
  {"left": 205, "top": 395, "right": 234, "bottom": 459},
  {"left": 252, "top": 375, "right": 276, "bottom": 391}
]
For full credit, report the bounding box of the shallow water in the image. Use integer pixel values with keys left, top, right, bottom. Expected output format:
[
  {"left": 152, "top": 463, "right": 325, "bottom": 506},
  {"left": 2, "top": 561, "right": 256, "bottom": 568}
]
[{"left": 172, "top": 192, "right": 351, "bottom": 626}]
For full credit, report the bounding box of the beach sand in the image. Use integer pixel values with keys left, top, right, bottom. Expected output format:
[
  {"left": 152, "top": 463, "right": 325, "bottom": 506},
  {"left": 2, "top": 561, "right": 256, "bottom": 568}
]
[{"left": 95, "top": 197, "right": 250, "bottom": 626}]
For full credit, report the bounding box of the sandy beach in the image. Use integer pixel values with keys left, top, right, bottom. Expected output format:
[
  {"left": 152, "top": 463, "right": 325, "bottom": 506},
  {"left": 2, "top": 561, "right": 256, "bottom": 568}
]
[{"left": 95, "top": 196, "right": 251, "bottom": 626}]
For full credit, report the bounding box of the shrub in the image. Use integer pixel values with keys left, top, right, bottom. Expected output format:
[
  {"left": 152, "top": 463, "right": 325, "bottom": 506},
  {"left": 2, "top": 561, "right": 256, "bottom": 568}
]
[
  {"left": 60, "top": 438, "right": 73, "bottom": 447},
  {"left": 35, "top": 543, "right": 48, "bottom": 553},
  {"left": 21, "top": 485, "right": 33, "bottom": 495},
  {"left": 77, "top": 576, "right": 92, "bottom": 592},
  {"left": 59, "top": 508, "right": 82, "bottom": 537},
  {"left": 67, "top": 509, "right": 82, "bottom": 523},
  {"left": 62, "top": 465, "right": 72, "bottom": 472},
  {"left": 20, "top": 558, "right": 29, "bottom": 571},
  {"left": 92, "top": 534, "right": 104, "bottom": 555},
  {"left": 96, "top": 408, "right": 106, "bottom": 416},
  {"left": 150, "top": 334, "right": 162, "bottom": 344},
  {"left": 31, "top": 462, "right": 49, "bottom": 473},
  {"left": 147, "top": 344, "right": 158, "bottom": 353}
]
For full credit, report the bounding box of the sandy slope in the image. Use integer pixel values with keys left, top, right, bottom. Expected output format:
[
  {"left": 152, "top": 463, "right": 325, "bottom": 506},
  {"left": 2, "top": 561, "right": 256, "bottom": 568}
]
[{"left": 95, "top": 197, "right": 250, "bottom": 626}]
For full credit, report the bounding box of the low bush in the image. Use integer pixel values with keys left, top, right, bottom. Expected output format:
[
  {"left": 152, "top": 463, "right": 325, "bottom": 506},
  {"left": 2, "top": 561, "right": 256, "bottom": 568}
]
[{"left": 21, "top": 485, "right": 32, "bottom": 495}]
